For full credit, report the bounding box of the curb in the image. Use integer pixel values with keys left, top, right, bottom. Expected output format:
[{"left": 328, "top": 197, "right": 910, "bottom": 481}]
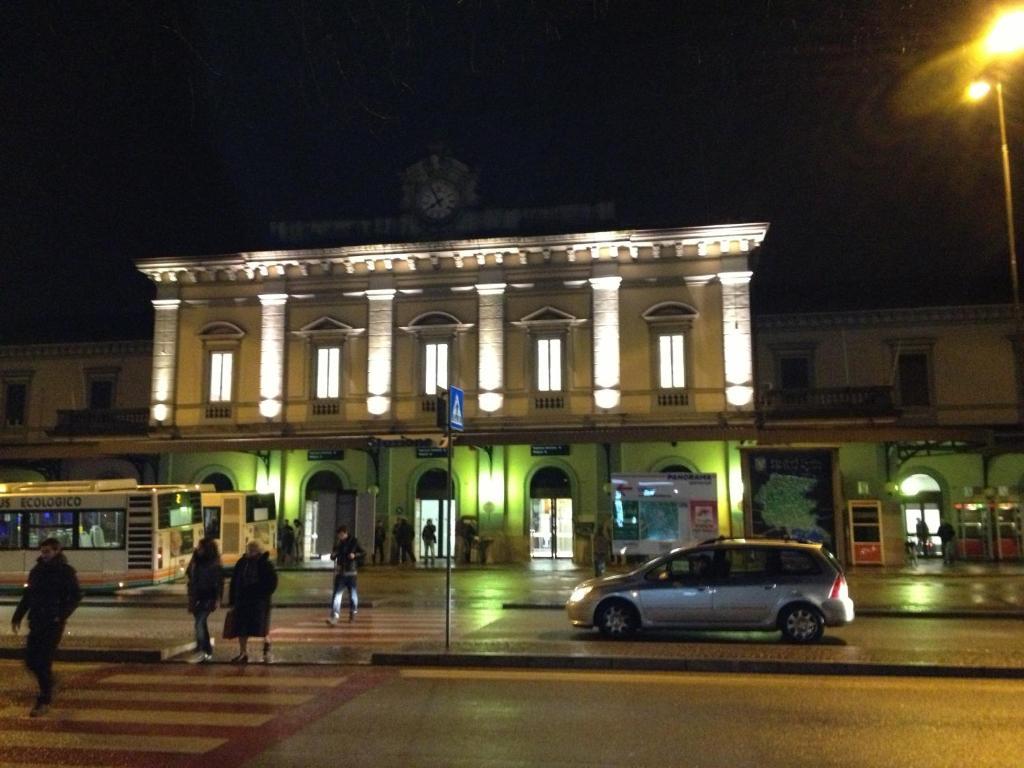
[
  {"left": 0, "top": 640, "right": 194, "bottom": 663},
  {"left": 370, "top": 651, "right": 1024, "bottom": 679}
]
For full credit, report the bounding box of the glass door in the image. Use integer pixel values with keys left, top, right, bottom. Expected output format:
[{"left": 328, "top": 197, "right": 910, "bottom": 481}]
[
  {"left": 530, "top": 498, "right": 553, "bottom": 558},
  {"left": 530, "top": 496, "right": 574, "bottom": 559},
  {"left": 555, "top": 498, "right": 574, "bottom": 558}
]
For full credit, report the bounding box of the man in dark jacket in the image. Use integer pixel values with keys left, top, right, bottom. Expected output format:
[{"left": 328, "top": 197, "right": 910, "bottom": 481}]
[
  {"left": 11, "top": 537, "right": 82, "bottom": 717},
  {"left": 327, "top": 525, "right": 365, "bottom": 625}
]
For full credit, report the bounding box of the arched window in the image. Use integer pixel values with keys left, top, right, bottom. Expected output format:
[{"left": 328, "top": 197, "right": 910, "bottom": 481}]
[{"left": 202, "top": 472, "right": 234, "bottom": 492}]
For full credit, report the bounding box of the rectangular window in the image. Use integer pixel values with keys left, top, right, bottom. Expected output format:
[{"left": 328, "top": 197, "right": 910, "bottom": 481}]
[
  {"left": 779, "top": 356, "right": 811, "bottom": 390},
  {"left": 424, "top": 342, "right": 449, "bottom": 395},
  {"left": 0, "top": 513, "right": 21, "bottom": 549},
  {"left": 898, "top": 352, "right": 931, "bottom": 406},
  {"left": 658, "top": 334, "right": 685, "bottom": 388},
  {"left": 209, "top": 351, "right": 234, "bottom": 403},
  {"left": 315, "top": 346, "right": 341, "bottom": 399},
  {"left": 79, "top": 510, "right": 124, "bottom": 549},
  {"left": 25, "top": 511, "right": 74, "bottom": 550},
  {"left": 537, "top": 338, "right": 562, "bottom": 392},
  {"left": 88, "top": 379, "right": 115, "bottom": 410},
  {"left": 4, "top": 382, "right": 27, "bottom": 426}
]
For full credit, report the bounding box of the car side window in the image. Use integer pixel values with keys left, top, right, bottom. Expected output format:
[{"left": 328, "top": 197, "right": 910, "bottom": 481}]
[
  {"left": 720, "top": 548, "right": 769, "bottom": 581},
  {"left": 644, "top": 552, "right": 711, "bottom": 583},
  {"left": 776, "top": 549, "right": 821, "bottom": 575}
]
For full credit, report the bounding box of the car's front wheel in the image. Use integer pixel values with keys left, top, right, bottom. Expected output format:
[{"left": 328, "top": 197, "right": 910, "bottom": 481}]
[
  {"left": 596, "top": 599, "right": 639, "bottom": 638},
  {"left": 779, "top": 604, "right": 825, "bottom": 643}
]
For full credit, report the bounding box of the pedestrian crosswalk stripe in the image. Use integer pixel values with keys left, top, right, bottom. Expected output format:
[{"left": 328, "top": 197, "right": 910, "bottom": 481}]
[
  {"left": 59, "top": 688, "right": 315, "bottom": 706},
  {"left": 0, "top": 731, "right": 225, "bottom": 755},
  {"left": 0, "top": 762, "right": 119, "bottom": 768},
  {"left": 101, "top": 673, "right": 346, "bottom": 688},
  {"left": 0, "top": 706, "right": 273, "bottom": 727}
]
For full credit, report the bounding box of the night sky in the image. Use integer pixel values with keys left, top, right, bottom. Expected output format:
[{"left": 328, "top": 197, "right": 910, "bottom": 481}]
[{"left": 1, "top": 1, "right": 1019, "bottom": 343}]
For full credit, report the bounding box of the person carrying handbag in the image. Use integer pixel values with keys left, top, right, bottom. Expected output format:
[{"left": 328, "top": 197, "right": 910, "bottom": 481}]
[{"left": 226, "top": 540, "right": 278, "bottom": 663}]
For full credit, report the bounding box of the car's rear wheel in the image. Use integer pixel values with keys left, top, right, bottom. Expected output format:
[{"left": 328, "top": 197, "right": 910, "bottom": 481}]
[
  {"left": 779, "top": 604, "right": 824, "bottom": 643},
  {"left": 596, "top": 599, "right": 639, "bottom": 638}
]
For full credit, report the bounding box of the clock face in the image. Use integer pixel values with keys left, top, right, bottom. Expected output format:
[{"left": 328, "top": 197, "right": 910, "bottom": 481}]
[{"left": 415, "top": 178, "right": 460, "bottom": 222}]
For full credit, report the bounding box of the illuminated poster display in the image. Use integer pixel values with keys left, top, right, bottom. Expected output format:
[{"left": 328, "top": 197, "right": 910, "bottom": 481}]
[
  {"left": 610, "top": 473, "right": 719, "bottom": 556},
  {"left": 744, "top": 449, "right": 837, "bottom": 547}
]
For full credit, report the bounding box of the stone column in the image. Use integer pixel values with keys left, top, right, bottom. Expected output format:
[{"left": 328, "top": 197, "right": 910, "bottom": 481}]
[
  {"left": 719, "top": 271, "right": 754, "bottom": 409},
  {"left": 476, "top": 282, "right": 507, "bottom": 412},
  {"left": 590, "top": 274, "right": 622, "bottom": 409},
  {"left": 258, "top": 293, "right": 288, "bottom": 419},
  {"left": 150, "top": 298, "right": 180, "bottom": 425},
  {"left": 366, "top": 288, "right": 396, "bottom": 415}
]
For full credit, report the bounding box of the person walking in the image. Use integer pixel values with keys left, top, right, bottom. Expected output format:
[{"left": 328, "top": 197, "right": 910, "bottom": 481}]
[
  {"left": 461, "top": 518, "right": 477, "bottom": 564},
  {"left": 279, "top": 522, "right": 295, "bottom": 566},
  {"left": 11, "top": 537, "right": 81, "bottom": 717},
  {"left": 397, "top": 517, "right": 416, "bottom": 564},
  {"left": 327, "top": 525, "right": 365, "bottom": 624},
  {"left": 421, "top": 518, "right": 437, "bottom": 565},
  {"left": 227, "top": 540, "right": 278, "bottom": 664},
  {"left": 938, "top": 518, "right": 957, "bottom": 564},
  {"left": 373, "top": 519, "right": 387, "bottom": 565},
  {"left": 187, "top": 537, "right": 223, "bottom": 662},
  {"left": 293, "top": 518, "right": 304, "bottom": 562},
  {"left": 592, "top": 524, "right": 609, "bottom": 577},
  {"left": 915, "top": 517, "right": 931, "bottom": 557}
]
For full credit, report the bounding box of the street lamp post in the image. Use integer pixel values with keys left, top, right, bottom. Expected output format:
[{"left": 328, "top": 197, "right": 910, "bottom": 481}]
[
  {"left": 970, "top": 8, "right": 1024, "bottom": 422},
  {"left": 994, "top": 81, "right": 1024, "bottom": 421}
]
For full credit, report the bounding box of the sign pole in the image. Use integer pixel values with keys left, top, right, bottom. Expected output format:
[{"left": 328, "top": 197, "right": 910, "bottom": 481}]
[{"left": 444, "top": 404, "right": 453, "bottom": 649}]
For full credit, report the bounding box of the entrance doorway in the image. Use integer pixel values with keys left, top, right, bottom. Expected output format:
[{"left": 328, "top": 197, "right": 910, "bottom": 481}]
[
  {"left": 530, "top": 467, "right": 573, "bottom": 559},
  {"left": 304, "top": 471, "right": 355, "bottom": 559},
  {"left": 901, "top": 473, "right": 943, "bottom": 558},
  {"left": 414, "top": 468, "right": 456, "bottom": 562}
]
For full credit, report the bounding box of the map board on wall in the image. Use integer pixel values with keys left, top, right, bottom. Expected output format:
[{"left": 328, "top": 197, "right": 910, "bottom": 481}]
[
  {"left": 743, "top": 449, "right": 837, "bottom": 547},
  {"left": 610, "top": 473, "right": 719, "bottom": 556}
]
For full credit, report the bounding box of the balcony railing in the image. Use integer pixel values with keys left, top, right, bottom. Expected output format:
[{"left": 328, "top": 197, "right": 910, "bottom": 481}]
[
  {"left": 50, "top": 408, "right": 150, "bottom": 437},
  {"left": 758, "top": 387, "right": 897, "bottom": 419}
]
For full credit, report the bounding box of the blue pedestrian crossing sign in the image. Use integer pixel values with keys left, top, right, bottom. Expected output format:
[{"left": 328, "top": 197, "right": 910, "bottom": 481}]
[{"left": 448, "top": 385, "right": 465, "bottom": 431}]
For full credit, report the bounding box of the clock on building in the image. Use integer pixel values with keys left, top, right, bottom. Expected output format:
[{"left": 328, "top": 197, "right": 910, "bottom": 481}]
[{"left": 414, "top": 177, "right": 461, "bottom": 223}]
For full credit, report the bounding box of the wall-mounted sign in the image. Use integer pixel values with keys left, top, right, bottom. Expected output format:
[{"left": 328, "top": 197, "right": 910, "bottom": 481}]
[
  {"left": 416, "top": 446, "right": 448, "bottom": 458},
  {"left": 307, "top": 449, "right": 344, "bottom": 461},
  {"left": 744, "top": 448, "right": 838, "bottom": 548},
  {"left": 531, "top": 444, "right": 570, "bottom": 456}
]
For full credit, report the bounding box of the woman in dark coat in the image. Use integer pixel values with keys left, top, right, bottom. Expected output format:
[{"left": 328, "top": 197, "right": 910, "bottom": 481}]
[
  {"left": 227, "top": 540, "right": 278, "bottom": 664},
  {"left": 186, "top": 537, "right": 223, "bottom": 662}
]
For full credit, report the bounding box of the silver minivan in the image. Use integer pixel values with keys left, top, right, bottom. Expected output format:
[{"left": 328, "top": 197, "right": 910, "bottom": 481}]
[{"left": 566, "top": 538, "right": 854, "bottom": 643}]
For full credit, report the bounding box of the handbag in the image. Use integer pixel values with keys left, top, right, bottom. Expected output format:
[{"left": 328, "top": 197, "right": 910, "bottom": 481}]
[{"left": 222, "top": 607, "right": 238, "bottom": 640}]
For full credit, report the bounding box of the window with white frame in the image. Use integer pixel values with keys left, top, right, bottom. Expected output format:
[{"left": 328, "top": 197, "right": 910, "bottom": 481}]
[
  {"left": 209, "top": 350, "right": 234, "bottom": 403},
  {"left": 658, "top": 333, "right": 686, "bottom": 389},
  {"left": 315, "top": 345, "right": 341, "bottom": 399},
  {"left": 642, "top": 303, "right": 697, "bottom": 400},
  {"left": 536, "top": 336, "right": 563, "bottom": 392},
  {"left": 423, "top": 341, "right": 449, "bottom": 395}
]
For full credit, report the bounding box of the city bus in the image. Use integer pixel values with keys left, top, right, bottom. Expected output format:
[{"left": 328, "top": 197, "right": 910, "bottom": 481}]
[{"left": 0, "top": 480, "right": 277, "bottom": 591}]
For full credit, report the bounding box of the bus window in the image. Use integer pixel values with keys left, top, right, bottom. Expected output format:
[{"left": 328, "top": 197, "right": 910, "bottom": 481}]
[
  {"left": 26, "top": 511, "right": 74, "bottom": 549},
  {"left": 0, "top": 513, "right": 21, "bottom": 549},
  {"left": 79, "top": 510, "right": 124, "bottom": 549},
  {"left": 203, "top": 506, "right": 221, "bottom": 540}
]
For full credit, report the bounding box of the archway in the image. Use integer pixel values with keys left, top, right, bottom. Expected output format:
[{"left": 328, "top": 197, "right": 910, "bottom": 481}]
[
  {"left": 660, "top": 463, "right": 695, "bottom": 474},
  {"left": 529, "top": 466, "right": 573, "bottom": 559},
  {"left": 900, "top": 473, "right": 943, "bottom": 558},
  {"left": 304, "top": 470, "right": 351, "bottom": 558},
  {"left": 414, "top": 468, "right": 455, "bottom": 563},
  {"left": 202, "top": 472, "right": 234, "bottom": 492}
]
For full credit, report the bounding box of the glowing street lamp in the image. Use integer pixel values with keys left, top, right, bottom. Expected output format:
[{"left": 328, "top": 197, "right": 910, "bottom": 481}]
[{"left": 969, "top": 7, "right": 1024, "bottom": 421}]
